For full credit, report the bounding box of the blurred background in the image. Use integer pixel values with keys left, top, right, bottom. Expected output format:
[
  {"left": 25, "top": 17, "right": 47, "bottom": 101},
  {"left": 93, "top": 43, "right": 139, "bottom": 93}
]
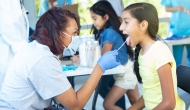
[{"left": 30, "top": 0, "right": 169, "bottom": 37}]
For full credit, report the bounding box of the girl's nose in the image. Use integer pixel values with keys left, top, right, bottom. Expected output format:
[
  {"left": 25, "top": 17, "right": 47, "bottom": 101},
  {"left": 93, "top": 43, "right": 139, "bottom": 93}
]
[{"left": 119, "top": 23, "right": 124, "bottom": 31}]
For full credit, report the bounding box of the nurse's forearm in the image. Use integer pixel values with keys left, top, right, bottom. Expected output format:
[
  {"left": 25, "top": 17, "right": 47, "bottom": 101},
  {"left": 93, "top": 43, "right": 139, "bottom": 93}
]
[
  {"left": 75, "top": 64, "right": 103, "bottom": 108},
  {"left": 56, "top": 64, "right": 103, "bottom": 110},
  {"left": 165, "top": 6, "right": 184, "bottom": 12}
]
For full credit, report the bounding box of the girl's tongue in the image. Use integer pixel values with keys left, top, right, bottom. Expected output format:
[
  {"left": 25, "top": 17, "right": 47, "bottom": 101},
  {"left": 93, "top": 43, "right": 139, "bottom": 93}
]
[{"left": 126, "top": 36, "right": 131, "bottom": 46}]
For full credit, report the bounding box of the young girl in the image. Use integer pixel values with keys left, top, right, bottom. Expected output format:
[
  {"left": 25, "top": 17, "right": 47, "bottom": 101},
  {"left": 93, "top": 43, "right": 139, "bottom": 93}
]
[
  {"left": 90, "top": 1, "right": 139, "bottom": 109},
  {"left": 119, "top": 3, "right": 185, "bottom": 110}
]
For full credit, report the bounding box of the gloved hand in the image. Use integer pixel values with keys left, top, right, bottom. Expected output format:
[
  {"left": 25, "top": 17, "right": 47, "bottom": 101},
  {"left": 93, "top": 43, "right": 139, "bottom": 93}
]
[{"left": 98, "top": 50, "right": 121, "bottom": 73}]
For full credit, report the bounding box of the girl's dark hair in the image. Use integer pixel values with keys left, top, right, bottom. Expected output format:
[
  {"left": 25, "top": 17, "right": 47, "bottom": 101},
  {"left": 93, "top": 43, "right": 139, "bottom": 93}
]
[
  {"left": 30, "top": 7, "right": 78, "bottom": 55},
  {"left": 124, "top": 3, "right": 159, "bottom": 83},
  {"left": 90, "top": 0, "right": 133, "bottom": 59}
]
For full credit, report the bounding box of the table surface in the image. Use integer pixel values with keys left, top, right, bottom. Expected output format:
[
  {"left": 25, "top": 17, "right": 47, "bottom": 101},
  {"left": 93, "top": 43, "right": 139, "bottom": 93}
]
[
  {"left": 61, "top": 60, "right": 126, "bottom": 77},
  {"left": 165, "top": 37, "right": 190, "bottom": 45}
]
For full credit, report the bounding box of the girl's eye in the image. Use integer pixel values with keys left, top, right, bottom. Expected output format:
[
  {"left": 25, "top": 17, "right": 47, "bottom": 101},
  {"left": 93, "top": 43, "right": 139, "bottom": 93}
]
[
  {"left": 73, "top": 31, "right": 78, "bottom": 35},
  {"left": 125, "top": 21, "right": 128, "bottom": 24}
]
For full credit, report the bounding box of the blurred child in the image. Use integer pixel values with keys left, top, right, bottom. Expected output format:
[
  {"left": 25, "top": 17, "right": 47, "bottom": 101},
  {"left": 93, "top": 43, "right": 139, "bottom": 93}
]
[{"left": 90, "top": 1, "right": 139, "bottom": 109}]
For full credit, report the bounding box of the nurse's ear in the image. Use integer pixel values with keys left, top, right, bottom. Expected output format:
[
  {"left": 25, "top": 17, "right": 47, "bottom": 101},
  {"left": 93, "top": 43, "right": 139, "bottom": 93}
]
[{"left": 103, "top": 14, "right": 109, "bottom": 21}]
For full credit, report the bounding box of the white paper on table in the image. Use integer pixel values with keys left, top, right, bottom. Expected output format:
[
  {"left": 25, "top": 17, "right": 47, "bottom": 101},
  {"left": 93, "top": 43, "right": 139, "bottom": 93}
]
[{"left": 63, "top": 65, "right": 126, "bottom": 77}]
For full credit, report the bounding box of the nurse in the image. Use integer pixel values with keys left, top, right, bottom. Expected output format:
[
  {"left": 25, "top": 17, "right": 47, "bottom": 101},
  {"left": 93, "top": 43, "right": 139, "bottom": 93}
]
[
  {"left": 0, "top": 7, "right": 120, "bottom": 110},
  {"left": 161, "top": 0, "right": 190, "bottom": 66},
  {"left": 0, "top": 0, "right": 29, "bottom": 89}
]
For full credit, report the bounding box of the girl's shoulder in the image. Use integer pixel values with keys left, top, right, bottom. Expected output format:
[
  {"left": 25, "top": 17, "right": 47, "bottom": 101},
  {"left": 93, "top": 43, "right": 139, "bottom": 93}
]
[
  {"left": 143, "top": 41, "right": 171, "bottom": 57},
  {"left": 153, "top": 41, "right": 172, "bottom": 55},
  {"left": 104, "top": 26, "right": 117, "bottom": 32},
  {"left": 101, "top": 27, "right": 120, "bottom": 36},
  {"left": 155, "top": 41, "right": 169, "bottom": 49}
]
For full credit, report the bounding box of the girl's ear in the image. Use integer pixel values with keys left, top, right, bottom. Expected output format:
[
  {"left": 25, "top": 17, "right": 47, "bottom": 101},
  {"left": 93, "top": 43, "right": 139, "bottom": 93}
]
[
  {"left": 103, "top": 14, "right": 109, "bottom": 21},
  {"left": 140, "top": 20, "right": 148, "bottom": 31}
]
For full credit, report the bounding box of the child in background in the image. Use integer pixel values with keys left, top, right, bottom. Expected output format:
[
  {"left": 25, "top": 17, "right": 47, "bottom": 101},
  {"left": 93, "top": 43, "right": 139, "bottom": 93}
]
[
  {"left": 120, "top": 2, "right": 185, "bottom": 110},
  {"left": 90, "top": 1, "right": 139, "bottom": 110}
]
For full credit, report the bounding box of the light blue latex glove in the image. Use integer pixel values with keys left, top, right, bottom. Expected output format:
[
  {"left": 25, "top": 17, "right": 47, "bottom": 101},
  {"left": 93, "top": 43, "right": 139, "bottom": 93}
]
[
  {"left": 98, "top": 50, "right": 121, "bottom": 73},
  {"left": 62, "top": 65, "right": 78, "bottom": 71}
]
